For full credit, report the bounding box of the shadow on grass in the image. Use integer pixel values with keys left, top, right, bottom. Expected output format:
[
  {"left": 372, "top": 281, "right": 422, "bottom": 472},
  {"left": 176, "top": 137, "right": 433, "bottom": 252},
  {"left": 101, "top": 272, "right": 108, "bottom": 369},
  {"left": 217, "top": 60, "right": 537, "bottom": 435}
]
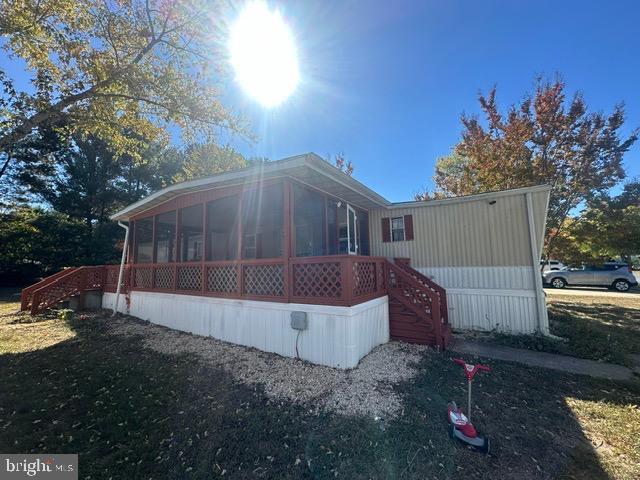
[
  {"left": 0, "top": 287, "right": 22, "bottom": 304},
  {"left": 1, "top": 314, "right": 635, "bottom": 479}
]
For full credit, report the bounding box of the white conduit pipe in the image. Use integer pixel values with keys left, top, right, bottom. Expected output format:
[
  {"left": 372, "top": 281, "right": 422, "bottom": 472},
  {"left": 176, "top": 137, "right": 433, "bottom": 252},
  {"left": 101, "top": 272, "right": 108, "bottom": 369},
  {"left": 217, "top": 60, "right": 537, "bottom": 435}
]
[{"left": 112, "top": 221, "right": 130, "bottom": 317}]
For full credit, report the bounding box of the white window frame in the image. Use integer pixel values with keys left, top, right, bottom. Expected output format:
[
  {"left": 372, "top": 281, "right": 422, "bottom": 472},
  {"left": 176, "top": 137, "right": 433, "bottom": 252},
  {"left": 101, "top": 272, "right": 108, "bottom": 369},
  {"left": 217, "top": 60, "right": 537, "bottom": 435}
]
[
  {"left": 390, "top": 216, "right": 405, "bottom": 242},
  {"left": 347, "top": 204, "right": 358, "bottom": 254}
]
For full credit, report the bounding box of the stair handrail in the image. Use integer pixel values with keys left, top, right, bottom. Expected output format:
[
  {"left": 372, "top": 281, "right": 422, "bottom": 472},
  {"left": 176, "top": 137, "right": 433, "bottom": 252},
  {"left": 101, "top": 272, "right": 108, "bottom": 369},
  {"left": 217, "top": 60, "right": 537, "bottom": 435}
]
[
  {"left": 30, "top": 266, "right": 105, "bottom": 315},
  {"left": 394, "top": 260, "right": 449, "bottom": 326},
  {"left": 21, "top": 267, "right": 77, "bottom": 311},
  {"left": 384, "top": 260, "right": 444, "bottom": 348}
]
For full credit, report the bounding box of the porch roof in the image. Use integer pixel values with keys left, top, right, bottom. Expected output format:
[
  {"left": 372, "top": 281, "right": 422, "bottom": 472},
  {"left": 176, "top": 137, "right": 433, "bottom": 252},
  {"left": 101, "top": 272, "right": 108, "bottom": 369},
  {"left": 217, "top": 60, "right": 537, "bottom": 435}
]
[{"left": 111, "top": 153, "right": 391, "bottom": 221}]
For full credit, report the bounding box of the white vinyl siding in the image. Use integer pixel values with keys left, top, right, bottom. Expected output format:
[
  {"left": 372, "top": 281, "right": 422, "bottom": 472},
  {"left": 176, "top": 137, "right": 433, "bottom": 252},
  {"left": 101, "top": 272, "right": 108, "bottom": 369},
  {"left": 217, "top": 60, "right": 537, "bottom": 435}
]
[{"left": 369, "top": 188, "right": 550, "bottom": 268}]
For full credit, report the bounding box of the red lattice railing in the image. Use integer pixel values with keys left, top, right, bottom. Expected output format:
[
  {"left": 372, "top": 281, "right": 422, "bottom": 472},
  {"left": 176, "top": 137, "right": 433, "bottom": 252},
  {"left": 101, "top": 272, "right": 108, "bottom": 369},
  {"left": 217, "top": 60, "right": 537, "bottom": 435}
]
[
  {"left": 22, "top": 255, "right": 394, "bottom": 315},
  {"left": 394, "top": 258, "right": 449, "bottom": 327},
  {"left": 178, "top": 265, "right": 203, "bottom": 291},
  {"left": 133, "top": 266, "right": 153, "bottom": 289},
  {"left": 125, "top": 256, "right": 387, "bottom": 306},
  {"left": 384, "top": 260, "right": 450, "bottom": 349},
  {"left": 21, "top": 267, "right": 77, "bottom": 311},
  {"left": 243, "top": 262, "right": 285, "bottom": 298},
  {"left": 30, "top": 266, "right": 106, "bottom": 314},
  {"left": 104, "top": 265, "right": 130, "bottom": 293},
  {"left": 290, "top": 256, "right": 386, "bottom": 306},
  {"left": 154, "top": 265, "right": 174, "bottom": 290},
  {"left": 21, "top": 255, "right": 450, "bottom": 350},
  {"left": 206, "top": 264, "right": 238, "bottom": 294},
  {"left": 292, "top": 261, "right": 342, "bottom": 299}
]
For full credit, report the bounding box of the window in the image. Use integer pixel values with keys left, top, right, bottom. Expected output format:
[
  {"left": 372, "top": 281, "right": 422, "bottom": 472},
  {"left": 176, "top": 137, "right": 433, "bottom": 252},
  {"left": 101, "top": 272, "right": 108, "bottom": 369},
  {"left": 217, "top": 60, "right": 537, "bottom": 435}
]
[
  {"left": 242, "top": 184, "right": 283, "bottom": 259},
  {"left": 382, "top": 215, "right": 413, "bottom": 243},
  {"left": 155, "top": 211, "right": 176, "bottom": 263},
  {"left": 391, "top": 216, "right": 405, "bottom": 242},
  {"left": 592, "top": 264, "right": 622, "bottom": 271},
  {"left": 179, "top": 204, "right": 203, "bottom": 262},
  {"left": 135, "top": 218, "right": 153, "bottom": 263},
  {"left": 293, "top": 185, "right": 326, "bottom": 257},
  {"left": 336, "top": 201, "right": 349, "bottom": 254},
  {"left": 206, "top": 195, "right": 239, "bottom": 261}
]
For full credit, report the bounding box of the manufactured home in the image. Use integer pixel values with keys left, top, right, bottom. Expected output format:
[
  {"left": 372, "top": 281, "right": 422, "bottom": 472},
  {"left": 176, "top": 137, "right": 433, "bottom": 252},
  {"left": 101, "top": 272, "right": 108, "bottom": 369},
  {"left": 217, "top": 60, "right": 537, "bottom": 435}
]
[{"left": 21, "top": 153, "right": 550, "bottom": 368}]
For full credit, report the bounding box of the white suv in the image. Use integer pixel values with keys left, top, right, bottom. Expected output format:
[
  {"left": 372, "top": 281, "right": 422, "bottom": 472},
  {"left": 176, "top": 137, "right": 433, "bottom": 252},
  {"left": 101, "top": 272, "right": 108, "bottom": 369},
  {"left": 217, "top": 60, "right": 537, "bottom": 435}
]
[
  {"left": 542, "top": 263, "right": 638, "bottom": 292},
  {"left": 540, "top": 259, "right": 566, "bottom": 273}
]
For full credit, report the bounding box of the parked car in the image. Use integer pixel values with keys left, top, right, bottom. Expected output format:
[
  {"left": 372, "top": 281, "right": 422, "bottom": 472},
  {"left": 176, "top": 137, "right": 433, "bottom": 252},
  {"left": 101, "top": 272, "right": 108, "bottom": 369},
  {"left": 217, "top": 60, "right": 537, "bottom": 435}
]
[
  {"left": 542, "top": 263, "right": 638, "bottom": 292},
  {"left": 540, "top": 259, "right": 566, "bottom": 272}
]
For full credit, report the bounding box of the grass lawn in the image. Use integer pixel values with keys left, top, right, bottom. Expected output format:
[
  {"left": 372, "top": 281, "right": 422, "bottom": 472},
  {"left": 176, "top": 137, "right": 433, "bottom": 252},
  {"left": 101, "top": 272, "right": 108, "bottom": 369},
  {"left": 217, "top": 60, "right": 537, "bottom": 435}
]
[
  {"left": 463, "top": 294, "right": 640, "bottom": 367},
  {"left": 1, "top": 288, "right": 639, "bottom": 479}
]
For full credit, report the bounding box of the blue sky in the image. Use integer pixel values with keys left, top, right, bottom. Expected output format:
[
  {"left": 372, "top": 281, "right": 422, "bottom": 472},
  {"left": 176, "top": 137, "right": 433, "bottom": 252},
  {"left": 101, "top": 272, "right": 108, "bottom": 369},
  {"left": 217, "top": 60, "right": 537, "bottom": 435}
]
[
  {"left": 2, "top": 1, "right": 638, "bottom": 202},
  {"left": 225, "top": 0, "right": 640, "bottom": 201}
]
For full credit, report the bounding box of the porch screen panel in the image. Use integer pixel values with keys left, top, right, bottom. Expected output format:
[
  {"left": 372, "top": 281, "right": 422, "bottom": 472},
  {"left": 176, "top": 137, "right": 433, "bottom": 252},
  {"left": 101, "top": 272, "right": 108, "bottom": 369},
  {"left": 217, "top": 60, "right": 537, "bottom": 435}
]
[
  {"left": 180, "top": 204, "right": 203, "bottom": 262},
  {"left": 155, "top": 211, "right": 176, "bottom": 263},
  {"left": 358, "top": 210, "right": 370, "bottom": 255},
  {"left": 242, "top": 183, "right": 284, "bottom": 259},
  {"left": 327, "top": 200, "right": 338, "bottom": 255},
  {"left": 135, "top": 218, "right": 153, "bottom": 263},
  {"left": 293, "top": 185, "right": 326, "bottom": 257},
  {"left": 206, "top": 195, "right": 239, "bottom": 261}
]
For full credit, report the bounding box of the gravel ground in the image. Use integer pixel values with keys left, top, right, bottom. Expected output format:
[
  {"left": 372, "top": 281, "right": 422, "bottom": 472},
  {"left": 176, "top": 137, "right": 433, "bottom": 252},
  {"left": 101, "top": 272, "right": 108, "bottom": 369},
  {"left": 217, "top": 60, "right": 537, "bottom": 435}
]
[{"left": 106, "top": 313, "right": 431, "bottom": 419}]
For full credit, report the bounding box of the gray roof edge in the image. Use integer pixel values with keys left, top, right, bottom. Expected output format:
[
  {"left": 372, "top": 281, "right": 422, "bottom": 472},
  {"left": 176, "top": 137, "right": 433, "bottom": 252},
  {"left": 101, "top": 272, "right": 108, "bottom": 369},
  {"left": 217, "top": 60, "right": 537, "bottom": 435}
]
[
  {"left": 110, "top": 152, "right": 390, "bottom": 221},
  {"left": 304, "top": 153, "right": 391, "bottom": 207},
  {"left": 387, "top": 184, "right": 552, "bottom": 209}
]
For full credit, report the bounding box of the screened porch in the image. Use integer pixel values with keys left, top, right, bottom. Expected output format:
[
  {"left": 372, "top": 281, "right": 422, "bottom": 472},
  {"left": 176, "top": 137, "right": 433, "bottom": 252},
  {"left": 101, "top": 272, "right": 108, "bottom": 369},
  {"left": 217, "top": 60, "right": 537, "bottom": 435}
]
[{"left": 115, "top": 178, "right": 386, "bottom": 306}]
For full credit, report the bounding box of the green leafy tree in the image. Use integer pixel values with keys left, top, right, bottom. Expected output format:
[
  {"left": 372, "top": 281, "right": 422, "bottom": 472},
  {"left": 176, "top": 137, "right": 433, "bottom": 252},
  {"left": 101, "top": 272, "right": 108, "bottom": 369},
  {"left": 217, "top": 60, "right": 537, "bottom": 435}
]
[
  {"left": 174, "top": 143, "right": 248, "bottom": 182},
  {"left": 14, "top": 133, "right": 183, "bottom": 267},
  {"left": 14, "top": 133, "right": 250, "bottom": 270},
  {"left": 433, "top": 78, "right": 638, "bottom": 255},
  {"left": 0, "top": 0, "right": 241, "bottom": 182},
  {"left": 0, "top": 207, "right": 86, "bottom": 284},
  {"left": 0, "top": 119, "right": 70, "bottom": 208},
  {"left": 569, "top": 181, "right": 640, "bottom": 262}
]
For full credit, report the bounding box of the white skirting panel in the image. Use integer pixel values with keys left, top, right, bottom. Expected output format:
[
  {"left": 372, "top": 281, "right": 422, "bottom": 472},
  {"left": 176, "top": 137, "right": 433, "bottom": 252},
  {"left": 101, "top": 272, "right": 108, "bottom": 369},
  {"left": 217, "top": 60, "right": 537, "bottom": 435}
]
[
  {"left": 416, "top": 266, "right": 536, "bottom": 290},
  {"left": 416, "top": 266, "right": 541, "bottom": 334},
  {"left": 103, "top": 292, "right": 389, "bottom": 369},
  {"left": 445, "top": 289, "right": 538, "bottom": 333}
]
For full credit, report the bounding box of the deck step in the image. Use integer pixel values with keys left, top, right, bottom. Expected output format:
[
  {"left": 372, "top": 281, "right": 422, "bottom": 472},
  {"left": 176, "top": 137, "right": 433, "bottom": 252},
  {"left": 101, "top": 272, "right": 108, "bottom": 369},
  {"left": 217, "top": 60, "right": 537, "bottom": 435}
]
[{"left": 385, "top": 259, "right": 451, "bottom": 349}]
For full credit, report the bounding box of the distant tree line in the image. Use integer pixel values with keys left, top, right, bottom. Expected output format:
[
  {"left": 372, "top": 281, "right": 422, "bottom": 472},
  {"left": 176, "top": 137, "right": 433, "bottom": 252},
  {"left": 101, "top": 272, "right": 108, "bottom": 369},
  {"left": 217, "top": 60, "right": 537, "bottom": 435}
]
[{"left": 0, "top": 128, "right": 253, "bottom": 284}]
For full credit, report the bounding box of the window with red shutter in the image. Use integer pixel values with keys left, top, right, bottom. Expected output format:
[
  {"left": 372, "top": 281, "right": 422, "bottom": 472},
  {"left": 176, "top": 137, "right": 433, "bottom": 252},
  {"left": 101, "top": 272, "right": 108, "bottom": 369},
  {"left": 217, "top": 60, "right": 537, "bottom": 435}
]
[
  {"left": 381, "top": 217, "right": 391, "bottom": 242},
  {"left": 404, "top": 214, "right": 414, "bottom": 241},
  {"left": 383, "top": 214, "right": 415, "bottom": 243}
]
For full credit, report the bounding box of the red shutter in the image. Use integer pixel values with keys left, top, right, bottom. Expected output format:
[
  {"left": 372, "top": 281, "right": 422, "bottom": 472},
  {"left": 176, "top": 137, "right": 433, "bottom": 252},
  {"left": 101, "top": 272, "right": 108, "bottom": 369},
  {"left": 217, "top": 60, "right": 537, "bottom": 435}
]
[
  {"left": 381, "top": 217, "right": 391, "bottom": 242},
  {"left": 404, "top": 214, "right": 414, "bottom": 241}
]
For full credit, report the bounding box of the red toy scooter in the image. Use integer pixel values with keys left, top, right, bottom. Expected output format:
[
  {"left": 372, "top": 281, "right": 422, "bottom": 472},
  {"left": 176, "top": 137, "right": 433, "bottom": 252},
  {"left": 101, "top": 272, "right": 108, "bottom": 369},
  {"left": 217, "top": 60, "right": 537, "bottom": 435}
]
[{"left": 447, "top": 358, "right": 491, "bottom": 453}]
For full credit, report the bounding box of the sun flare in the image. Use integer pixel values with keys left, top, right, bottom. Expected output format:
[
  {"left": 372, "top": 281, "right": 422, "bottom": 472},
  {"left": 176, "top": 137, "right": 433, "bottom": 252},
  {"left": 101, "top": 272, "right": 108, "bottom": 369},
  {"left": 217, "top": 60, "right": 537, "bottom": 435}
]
[{"left": 229, "top": 1, "right": 300, "bottom": 107}]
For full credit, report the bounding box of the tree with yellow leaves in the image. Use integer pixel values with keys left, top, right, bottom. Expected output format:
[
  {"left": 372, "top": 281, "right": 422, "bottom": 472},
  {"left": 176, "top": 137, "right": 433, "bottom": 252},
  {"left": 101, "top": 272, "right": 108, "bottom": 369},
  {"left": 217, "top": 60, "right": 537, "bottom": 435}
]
[{"left": 0, "top": 0, "right": 242, "bottom": 180}]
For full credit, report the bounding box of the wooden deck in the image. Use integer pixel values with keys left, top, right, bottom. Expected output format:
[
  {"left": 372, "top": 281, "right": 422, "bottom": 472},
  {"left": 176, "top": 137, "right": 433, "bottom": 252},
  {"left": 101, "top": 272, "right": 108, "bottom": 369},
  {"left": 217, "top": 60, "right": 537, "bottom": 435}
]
[{"left": 22, "top": 257, "right": 452, "bottom": 349}]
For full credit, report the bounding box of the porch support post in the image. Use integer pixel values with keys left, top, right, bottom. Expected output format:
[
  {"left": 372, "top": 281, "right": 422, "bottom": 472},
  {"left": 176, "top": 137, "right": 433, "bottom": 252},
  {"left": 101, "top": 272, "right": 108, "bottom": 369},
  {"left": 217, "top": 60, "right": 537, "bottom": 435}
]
[
  {"left": 236, "top": 188, "right": 243, "bottom": 297},
  {"left": 201, "top": 202, "right": 207, "bottom": 295},
  {"left": 283, "top": 179, "right": 292, "bottom": 302},
  {"left": 525, "top": 192, "right": 549, "bottom": 335},
  {"left": 112, "top": 221, "right": 130, "bottom": 317}
]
